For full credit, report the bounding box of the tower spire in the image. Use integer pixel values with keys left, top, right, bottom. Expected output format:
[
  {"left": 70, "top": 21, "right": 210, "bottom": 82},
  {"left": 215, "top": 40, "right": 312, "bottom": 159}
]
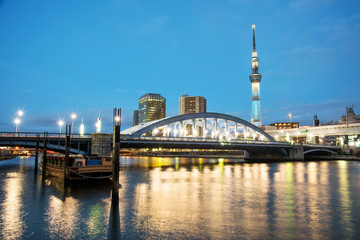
[
  {"left": 252, "top": 25, "right": 256, "bottom": 51},
  {"left": 249, "top": 24, "right": 262, "bottom": 127}
]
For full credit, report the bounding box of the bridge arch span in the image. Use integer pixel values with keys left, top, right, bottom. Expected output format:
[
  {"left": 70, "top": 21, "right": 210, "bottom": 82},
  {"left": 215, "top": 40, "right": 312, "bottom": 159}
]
[
  {"left": 122, "top": 112, "right": 275, "bottom": 142},
  {"left": 304, "top": 149, "right": 337, "bottom": 155}
]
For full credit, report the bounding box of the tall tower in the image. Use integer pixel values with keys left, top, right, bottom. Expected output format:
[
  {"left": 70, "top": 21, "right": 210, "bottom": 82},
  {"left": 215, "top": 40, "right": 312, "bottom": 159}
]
[
  {"left": 179, "top": 94, "right": 207, "bottom": 115},
  {"left": 138, "top": 93, "right": 166, "bottom": 124},
  {"left": 249, "top": 25, "right": 262, "bottom": 127}
]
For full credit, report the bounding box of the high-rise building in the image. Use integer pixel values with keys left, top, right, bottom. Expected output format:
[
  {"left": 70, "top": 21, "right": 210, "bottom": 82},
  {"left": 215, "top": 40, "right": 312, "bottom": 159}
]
[
  {"left": 249, "top": 25, "right": 262, "bottom": 127},
  {"left": 179, "top": 94, "right": 206, "bottom": 115},
  {"left": 138, "top": 93, "right": 166, "bottom": 124},
  {"left": 132, "top": 110, "right": 139, "bottom": 126}
]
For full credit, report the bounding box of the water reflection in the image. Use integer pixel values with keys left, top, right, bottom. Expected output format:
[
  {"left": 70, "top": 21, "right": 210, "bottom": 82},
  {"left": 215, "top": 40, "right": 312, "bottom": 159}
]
[
  {"left": 0, "top": 172, "right": 25, "bottom": 240},
  {"left": 122, "top": 160, "right": 360, "bottom": 239},
  {"left": 338, "top": 161, "right": 355, "bottom": 239},
  {"left": 0, "top": 157, "right": 359, "bottom": 239}
]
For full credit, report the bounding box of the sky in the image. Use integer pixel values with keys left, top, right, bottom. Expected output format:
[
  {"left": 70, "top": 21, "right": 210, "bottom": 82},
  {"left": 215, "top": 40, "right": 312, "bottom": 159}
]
[{"left": 1, "top": 0, "right": 360, "bottom": 133}]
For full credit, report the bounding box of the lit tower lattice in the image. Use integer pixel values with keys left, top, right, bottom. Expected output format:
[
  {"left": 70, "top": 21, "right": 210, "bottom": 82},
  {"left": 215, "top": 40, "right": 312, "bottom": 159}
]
[{"left": 249, "top": 24, "right": 262, "bottom": 127}]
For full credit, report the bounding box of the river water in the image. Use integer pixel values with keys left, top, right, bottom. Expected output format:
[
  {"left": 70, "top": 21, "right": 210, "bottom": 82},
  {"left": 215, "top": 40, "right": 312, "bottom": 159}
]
[{"left": 0, "top": 156, "right": 359, "bottom": 239}]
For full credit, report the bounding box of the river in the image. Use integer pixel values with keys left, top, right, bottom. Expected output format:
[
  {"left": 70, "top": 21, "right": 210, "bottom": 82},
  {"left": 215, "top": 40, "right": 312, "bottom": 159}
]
[{"left": 0, "top": 156, "right": 359, "bottom": 239}]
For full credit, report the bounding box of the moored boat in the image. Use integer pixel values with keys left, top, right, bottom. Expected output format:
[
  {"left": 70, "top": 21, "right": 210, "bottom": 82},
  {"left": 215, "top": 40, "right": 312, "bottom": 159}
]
[{"left": 41, "top": 154, "right": 113, "bottom": 180}]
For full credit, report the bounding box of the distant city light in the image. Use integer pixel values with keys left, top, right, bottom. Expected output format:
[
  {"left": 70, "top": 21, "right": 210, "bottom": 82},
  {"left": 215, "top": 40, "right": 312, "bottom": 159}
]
[
  {"left": 80, "top": 117, "right": 85, "bottom": 136},
  {"left": 80, "top": 123, "right": 85, "bottom": 136},
  {"left": 17, "top": 110, "right": 23, "bottom": 117},
  {"left": 96, "top": 118, "right": 101, "bottom": 133},
  {"left": 71, "top": 113, "right": 77, "bottom": 120}
]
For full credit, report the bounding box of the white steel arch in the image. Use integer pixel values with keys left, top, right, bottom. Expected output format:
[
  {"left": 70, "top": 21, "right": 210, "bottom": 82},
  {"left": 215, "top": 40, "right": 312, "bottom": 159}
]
[{"left": 122, "top": 112, "right": 275, "bottom": 142}]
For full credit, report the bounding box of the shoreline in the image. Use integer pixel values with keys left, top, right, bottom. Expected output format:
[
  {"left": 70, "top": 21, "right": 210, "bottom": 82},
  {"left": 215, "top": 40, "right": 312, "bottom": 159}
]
[{"left": 128, "top": 153, "right": 360, "bottom": 162}]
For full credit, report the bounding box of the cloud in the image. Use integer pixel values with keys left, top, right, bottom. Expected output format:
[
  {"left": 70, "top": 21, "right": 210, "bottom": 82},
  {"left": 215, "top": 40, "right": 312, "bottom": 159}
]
[
  {"left": 114, "top": 88, "right": 145, "bottom": 95},
  {"left": 139, "top": 16, "right": 170, "bottom": 35},
  {"left": 288, "top": 0, "right": 335, "bottom": 11},
  {"left": 263, "top": 98, "right": 360, "bottom": 125}
]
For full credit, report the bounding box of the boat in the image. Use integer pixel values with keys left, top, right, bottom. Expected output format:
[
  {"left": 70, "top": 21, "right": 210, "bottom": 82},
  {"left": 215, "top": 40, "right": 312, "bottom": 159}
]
[{"left": 41, "top": 154, "right": 113, "bottom": 180}]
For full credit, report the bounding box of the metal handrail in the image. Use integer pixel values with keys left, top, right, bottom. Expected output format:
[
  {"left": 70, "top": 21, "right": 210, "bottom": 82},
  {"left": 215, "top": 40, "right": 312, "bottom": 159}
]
[{"left": 0, "top": 132, "right": 92, "bottom": 138}]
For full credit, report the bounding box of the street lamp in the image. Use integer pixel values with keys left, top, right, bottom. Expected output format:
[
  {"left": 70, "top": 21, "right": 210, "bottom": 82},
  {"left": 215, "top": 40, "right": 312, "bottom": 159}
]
[
  {"left": 14, "top": 118, "right": 20, "bottom": 132},
  {"left": 17, "top": 110, "right": 23, "bottom": 117},
  {"left": 17, "top": 110, "right": 24, "bottom": 132},
  {"left": 58, "top": 120, "right": 64, "bottom": 134},
  {"left": 288, "top": 113, "right": 292, "bottom": 124}
]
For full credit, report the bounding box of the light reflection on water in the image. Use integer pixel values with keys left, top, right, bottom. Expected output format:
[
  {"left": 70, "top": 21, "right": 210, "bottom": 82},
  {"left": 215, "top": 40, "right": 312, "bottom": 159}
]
[{"left": 0, "top": 156, "right": 359, "bottom": 239}]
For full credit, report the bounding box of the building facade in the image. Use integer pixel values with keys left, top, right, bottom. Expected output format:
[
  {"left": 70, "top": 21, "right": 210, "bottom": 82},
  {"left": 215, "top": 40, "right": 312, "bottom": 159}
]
[
  {"left": 271, "top": 122, "right": 299, "bottom": 130},
  {"left": 179, "top": 94, "right": 207, "bottom": 115},
  {"left": 338, "top": 106, "right": 360, "bottom": 124},
  {"left": 138, "top": 93, "right": 166, "bottom": 124},
  {"left": 132, "top": 110, "right": 139, "bottom": 126},
  {"left": 249, "top": 25, "right": 262, "bottom": 127}
]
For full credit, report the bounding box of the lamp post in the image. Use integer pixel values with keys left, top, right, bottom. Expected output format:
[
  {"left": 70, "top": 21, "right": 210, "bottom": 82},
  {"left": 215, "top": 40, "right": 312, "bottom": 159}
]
[
  {"left": 17, "top": 110, "right": 23, "bottom": 132},
  {"left": 14, "top": 118, "right": 20, "bottom": 133},
  {"left": 58, "top": 120, "right": 64, "bottom": 134},
  {"left": 71, "top": 113, "right": 77, "bottom": 133}
]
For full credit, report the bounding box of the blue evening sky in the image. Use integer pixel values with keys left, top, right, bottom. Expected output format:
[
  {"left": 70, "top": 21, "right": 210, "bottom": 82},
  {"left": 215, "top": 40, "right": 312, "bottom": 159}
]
[{"left": 1, "top": 0, "right": 360, "bottom": 133}]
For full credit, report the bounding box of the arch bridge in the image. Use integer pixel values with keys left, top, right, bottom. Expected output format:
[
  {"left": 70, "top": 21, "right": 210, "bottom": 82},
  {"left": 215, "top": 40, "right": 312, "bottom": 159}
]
[{"left": 122, "top": 112, "right": 275, "bottom": 142}]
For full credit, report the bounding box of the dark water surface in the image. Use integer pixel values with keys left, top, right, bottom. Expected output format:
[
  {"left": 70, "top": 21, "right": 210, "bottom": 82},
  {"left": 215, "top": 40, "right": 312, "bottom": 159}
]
[{"left": 0, "top": 157, "right": 359, "bottom": 239}]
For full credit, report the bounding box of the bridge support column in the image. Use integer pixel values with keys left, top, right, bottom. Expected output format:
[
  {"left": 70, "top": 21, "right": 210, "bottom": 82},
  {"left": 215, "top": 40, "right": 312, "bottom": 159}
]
[
  {"left": 214, "top": 118, "right": 218, "bottom": 139},
  {"left": 289, "top": 146, "right": 304, "bottom": 160},
  {"left": 34, "top": 134, "right": 39, "bottom": 173},
  {"left": 244, "top": 146, "right": 304, "bottom": 161},
  {"left": 203, "top": 118, "right": 207, "bottom": 138},
  {"left": 225, "top": 121, "right": 229, "bottom": 139},
  {"left": 42, "top": 132, "right": 48, "bottom": 178},
  {"left": 235, "top": 124, "right": 238, "bottom": 139}
]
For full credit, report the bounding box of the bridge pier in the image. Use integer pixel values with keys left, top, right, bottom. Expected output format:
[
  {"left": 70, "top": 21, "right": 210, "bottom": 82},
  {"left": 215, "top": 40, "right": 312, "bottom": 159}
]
[
  {"left": 42, "top": 133, "right": 48, "bottom": 178},
  {"left": 34, "top": 135, "right": 39, "bottom": 173},
  {"left": 289, "top": 146, "right": 304, "bottom": 160},
  {"left": 244, "top": 146, "right": 304, "bottom": 161}
]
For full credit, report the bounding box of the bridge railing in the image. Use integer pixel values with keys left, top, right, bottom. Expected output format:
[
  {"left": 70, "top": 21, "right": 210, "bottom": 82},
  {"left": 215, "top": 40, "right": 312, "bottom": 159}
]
[
  {"left": 122, "top": 135, "right": 291, "bottom": 146},
  {"left": 0, "top": 132, "right": 92, "bottom": 138}
]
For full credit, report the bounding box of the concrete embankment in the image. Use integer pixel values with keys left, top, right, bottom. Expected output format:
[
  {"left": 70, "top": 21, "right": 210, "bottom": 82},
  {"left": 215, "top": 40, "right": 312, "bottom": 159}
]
[{"left": 0, "top": 155, "right": 17, "bottom": 161}]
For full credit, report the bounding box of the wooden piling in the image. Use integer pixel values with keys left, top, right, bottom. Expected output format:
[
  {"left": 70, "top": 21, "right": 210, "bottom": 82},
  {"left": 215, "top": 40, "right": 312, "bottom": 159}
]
[
  {"left": 64, "top": 125, "right": 71, "bottom": 182},
  {"left": 112, "top": 108, "right": 121, "bottom": 201},
  {"left": 42, "top": 132, "right": 48, "bottom": 178},
  {"left": 34, "top": 134, "right": 39, "bottom": 173}
]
